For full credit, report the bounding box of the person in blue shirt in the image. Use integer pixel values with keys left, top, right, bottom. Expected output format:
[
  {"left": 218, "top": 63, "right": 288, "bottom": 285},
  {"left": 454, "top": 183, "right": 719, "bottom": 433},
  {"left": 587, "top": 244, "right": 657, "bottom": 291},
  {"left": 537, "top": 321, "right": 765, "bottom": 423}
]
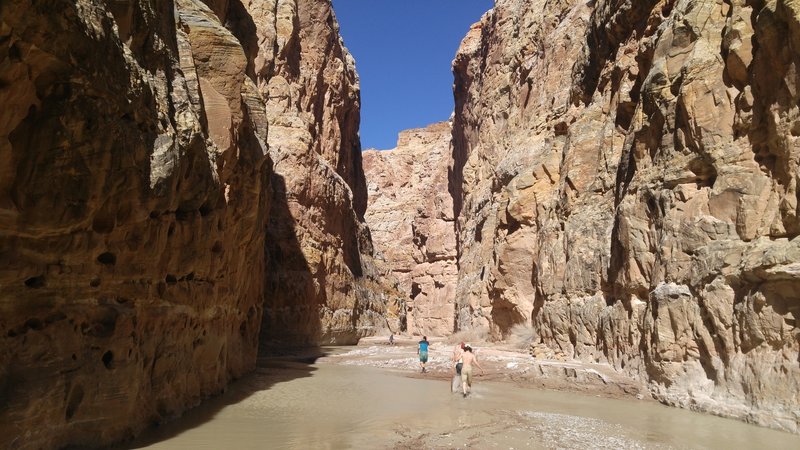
[{"left": 417, "top": 336, "right": 430, "bottom": 373}]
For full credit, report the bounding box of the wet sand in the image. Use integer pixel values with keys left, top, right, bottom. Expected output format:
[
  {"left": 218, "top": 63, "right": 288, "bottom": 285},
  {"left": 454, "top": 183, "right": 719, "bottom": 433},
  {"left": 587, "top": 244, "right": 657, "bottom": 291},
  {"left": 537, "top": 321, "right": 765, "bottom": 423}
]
[
  {"left": 123, "top": 343, "right": 799, "bottom": 449},
  {"left": 328, "top": 337, "right": 645, "bottom": 399}
]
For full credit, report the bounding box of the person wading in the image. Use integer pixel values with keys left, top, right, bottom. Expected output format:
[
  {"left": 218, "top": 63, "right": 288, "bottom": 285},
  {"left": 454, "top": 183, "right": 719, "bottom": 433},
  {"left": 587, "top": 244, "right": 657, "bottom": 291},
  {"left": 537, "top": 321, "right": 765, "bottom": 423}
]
[
  {"left": 418, "top": 336, "right": 430, "bottom": 373},
  {"left": 460, "top": 343, "right": 484, "bottom": 397},
  {"left": 451, "top": 342, "right": 465, "bottom": 392}
]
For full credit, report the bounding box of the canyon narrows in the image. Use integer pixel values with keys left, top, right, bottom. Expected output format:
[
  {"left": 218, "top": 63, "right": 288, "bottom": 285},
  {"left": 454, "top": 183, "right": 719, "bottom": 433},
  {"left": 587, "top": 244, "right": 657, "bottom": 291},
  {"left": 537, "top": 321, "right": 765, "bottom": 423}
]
[{"left": 1, "top": 0, "right": 799, "bottom": 447}]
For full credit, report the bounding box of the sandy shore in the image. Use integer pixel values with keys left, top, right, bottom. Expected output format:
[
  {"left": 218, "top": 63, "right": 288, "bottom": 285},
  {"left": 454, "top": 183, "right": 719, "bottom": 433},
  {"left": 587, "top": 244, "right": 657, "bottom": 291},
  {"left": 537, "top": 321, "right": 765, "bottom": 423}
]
[{"left": 320, "top": 336, "right": 648, "bottom": 401}]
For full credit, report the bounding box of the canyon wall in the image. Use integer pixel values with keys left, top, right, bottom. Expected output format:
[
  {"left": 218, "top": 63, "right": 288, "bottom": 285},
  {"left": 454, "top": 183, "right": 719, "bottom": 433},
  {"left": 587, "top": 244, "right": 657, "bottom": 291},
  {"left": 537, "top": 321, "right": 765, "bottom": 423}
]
[
  {"left": 451, "top": 0, "right": 800, "bottom": 433},
  {"left": 363, "top": 122, "right": 458, "bottom": 336},
  {"left": 0, "top": 0, "right": 385, "bottom": 447},
  {"left": 244, "top": 0, "right": 390, "bottom": 347}
]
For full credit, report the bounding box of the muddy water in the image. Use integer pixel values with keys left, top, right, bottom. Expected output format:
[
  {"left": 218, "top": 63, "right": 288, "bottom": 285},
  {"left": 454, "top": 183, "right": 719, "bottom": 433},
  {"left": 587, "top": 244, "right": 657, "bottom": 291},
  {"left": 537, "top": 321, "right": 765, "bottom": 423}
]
[{"left": 125, "top": 355, "right": 798, "bottom": 449}]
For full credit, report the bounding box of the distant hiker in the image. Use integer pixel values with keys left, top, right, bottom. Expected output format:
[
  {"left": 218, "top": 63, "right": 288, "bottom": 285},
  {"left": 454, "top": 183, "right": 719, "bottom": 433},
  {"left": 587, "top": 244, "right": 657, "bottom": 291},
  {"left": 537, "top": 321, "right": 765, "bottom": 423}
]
[
  {"left": 418, "top": 336, "right": 430, "bottom": 373},
  {"left": 389, "top": 333, "right": 395, "bottom": 346},
  {"left": 461, "top": 343, "right": 484, "bottom": 397},
  {"left": 451, "top": 342, "right": 465, "bottom": 392}
]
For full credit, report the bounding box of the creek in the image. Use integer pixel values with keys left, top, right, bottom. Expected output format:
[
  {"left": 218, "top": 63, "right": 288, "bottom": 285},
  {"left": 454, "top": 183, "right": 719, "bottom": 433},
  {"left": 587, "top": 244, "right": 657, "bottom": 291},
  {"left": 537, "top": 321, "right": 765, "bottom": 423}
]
[{"left": 124, "top": 349, "right": 798, "bottom": 449}]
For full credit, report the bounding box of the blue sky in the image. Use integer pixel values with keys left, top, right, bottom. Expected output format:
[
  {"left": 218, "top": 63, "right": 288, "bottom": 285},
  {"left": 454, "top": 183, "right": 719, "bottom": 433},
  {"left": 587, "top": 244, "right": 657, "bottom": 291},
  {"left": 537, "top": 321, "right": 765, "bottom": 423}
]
[{"left": 332, "top": 0, "right": 494, "bottom": 150}]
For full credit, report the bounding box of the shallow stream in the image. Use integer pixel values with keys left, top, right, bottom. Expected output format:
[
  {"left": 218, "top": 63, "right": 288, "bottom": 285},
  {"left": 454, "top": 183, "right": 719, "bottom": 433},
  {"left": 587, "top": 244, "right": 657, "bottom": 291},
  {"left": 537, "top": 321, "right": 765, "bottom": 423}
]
[{"left": 124, "top": 351, "right": 798, "bottom": 449}]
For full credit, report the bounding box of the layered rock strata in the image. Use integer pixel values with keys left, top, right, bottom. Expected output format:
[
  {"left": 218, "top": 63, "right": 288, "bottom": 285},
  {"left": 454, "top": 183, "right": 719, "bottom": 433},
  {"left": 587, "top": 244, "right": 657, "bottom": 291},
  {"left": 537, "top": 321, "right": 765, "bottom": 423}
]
[
  {"left": 246, "top": 0, "right": 391, "bottom": 347},
  {"left": 0, "top": 0, "right": 386, "bottom": 447},
  {"left": 0, "top": 0, "right": 270, "bottom": 447},
  {"left": 363, "top": 122, "right": 458, "bottom": 336},
  {"left": 451, "top": 0, "right": 800, "bottom": 433}
]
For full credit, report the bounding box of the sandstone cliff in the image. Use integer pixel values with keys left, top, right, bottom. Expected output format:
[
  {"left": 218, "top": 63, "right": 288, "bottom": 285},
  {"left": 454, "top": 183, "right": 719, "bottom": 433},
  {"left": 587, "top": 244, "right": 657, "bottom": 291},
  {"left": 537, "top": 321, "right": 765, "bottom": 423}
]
[
  {"left": 0, "top": 0, "right": 386, "bottom": 447},
  {"left": 244, "top": 0, "right": 390, "bottom": 347},
  {"left": 0, "top": 0, "right": 270, "bottom": 446},
  {"left": 363, "top": 122, "right": 458, "bottom": 336},
  {"left": 451, "top": 0, "right": 800, "bottom": 433}
]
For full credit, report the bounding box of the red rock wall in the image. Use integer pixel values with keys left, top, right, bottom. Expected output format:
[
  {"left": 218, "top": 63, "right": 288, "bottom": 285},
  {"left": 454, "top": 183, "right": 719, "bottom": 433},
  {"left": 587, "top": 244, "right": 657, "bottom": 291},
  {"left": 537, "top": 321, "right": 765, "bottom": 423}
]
[
  {"left": 0, "top": 0, "right": 270, "bottom": 447},
  {"left": 0, "top": 0, "right": 387, "bottom": 447},
  {"left": 363, "top": 122, "right": 458, "bottom": 337},
  {"left": 248, "top": 0, "right": 390, "bottom": 347},
  {"left": 450, "top": 0, "right": 800, "bottom": 432}
]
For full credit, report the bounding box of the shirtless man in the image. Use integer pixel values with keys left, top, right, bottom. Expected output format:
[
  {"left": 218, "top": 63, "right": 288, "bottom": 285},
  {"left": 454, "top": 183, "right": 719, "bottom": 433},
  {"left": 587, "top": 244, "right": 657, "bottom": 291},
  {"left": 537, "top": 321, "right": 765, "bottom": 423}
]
[
  {"left": 460, "top": 344, "right": 484, "bottom": 397},
  {"left": 451, "top": 342, "right": 465, "bottom": 392}
]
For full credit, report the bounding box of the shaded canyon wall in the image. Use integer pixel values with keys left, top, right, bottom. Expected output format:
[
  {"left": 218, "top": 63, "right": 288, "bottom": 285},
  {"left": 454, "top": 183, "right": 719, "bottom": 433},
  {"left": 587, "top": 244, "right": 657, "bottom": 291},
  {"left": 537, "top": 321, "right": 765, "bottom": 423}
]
[
  {"left": 0, "top": 0, "right": 387, "bottom": 447},
  {"left": 449, "top": 0, "right": 799, "bottom": 433},
  {"left": 248, "top": 0, "right": 391, "bottom": 347}
]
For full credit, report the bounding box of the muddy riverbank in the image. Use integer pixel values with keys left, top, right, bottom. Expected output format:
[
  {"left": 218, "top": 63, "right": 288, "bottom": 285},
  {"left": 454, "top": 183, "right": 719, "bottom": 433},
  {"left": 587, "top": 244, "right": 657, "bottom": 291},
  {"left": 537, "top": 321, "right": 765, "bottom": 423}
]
[{"left": 329, "top": 337, "right": 647, "bottom": 401}]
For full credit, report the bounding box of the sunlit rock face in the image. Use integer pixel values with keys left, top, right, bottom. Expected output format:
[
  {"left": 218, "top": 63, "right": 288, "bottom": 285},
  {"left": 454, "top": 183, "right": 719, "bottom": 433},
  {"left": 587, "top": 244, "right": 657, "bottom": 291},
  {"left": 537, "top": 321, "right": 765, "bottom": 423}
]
[
  {"left": 450, "top": 0, "right": 800, "bottom": 432},
  {"left": 363, "top": 122, "right": 458, "bottom": 337},
  {"left": 243, "top": 0, "right": 391, "bottom": 348},
  {"left": 0, "top": 0, "right": 387, "bottom": 447}
]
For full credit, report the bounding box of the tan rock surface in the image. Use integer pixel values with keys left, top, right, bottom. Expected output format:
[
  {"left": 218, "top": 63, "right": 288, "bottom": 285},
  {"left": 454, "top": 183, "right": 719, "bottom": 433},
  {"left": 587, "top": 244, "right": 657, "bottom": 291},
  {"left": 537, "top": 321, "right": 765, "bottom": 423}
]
[
  {"left": 450, "top": 0, "right": 800, "bottom": 433},
  {"left": 0, "top": 0, "right": 270, "bottom": 447},
  {"left": 245, "top": 0, "right": 392, "bottom": 347},
  {"left": 363, "top": 122, "right": 458, "bottom": 337},
  {"left": 0, "top": 0, "right": 390, "bottom": 447}
]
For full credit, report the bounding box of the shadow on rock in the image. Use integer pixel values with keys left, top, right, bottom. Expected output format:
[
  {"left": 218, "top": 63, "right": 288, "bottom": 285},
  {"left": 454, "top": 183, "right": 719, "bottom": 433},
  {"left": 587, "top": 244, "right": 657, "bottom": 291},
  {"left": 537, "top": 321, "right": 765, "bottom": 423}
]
[{"left": 115, "top": 348, "right": 328, "bottom": 449}]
